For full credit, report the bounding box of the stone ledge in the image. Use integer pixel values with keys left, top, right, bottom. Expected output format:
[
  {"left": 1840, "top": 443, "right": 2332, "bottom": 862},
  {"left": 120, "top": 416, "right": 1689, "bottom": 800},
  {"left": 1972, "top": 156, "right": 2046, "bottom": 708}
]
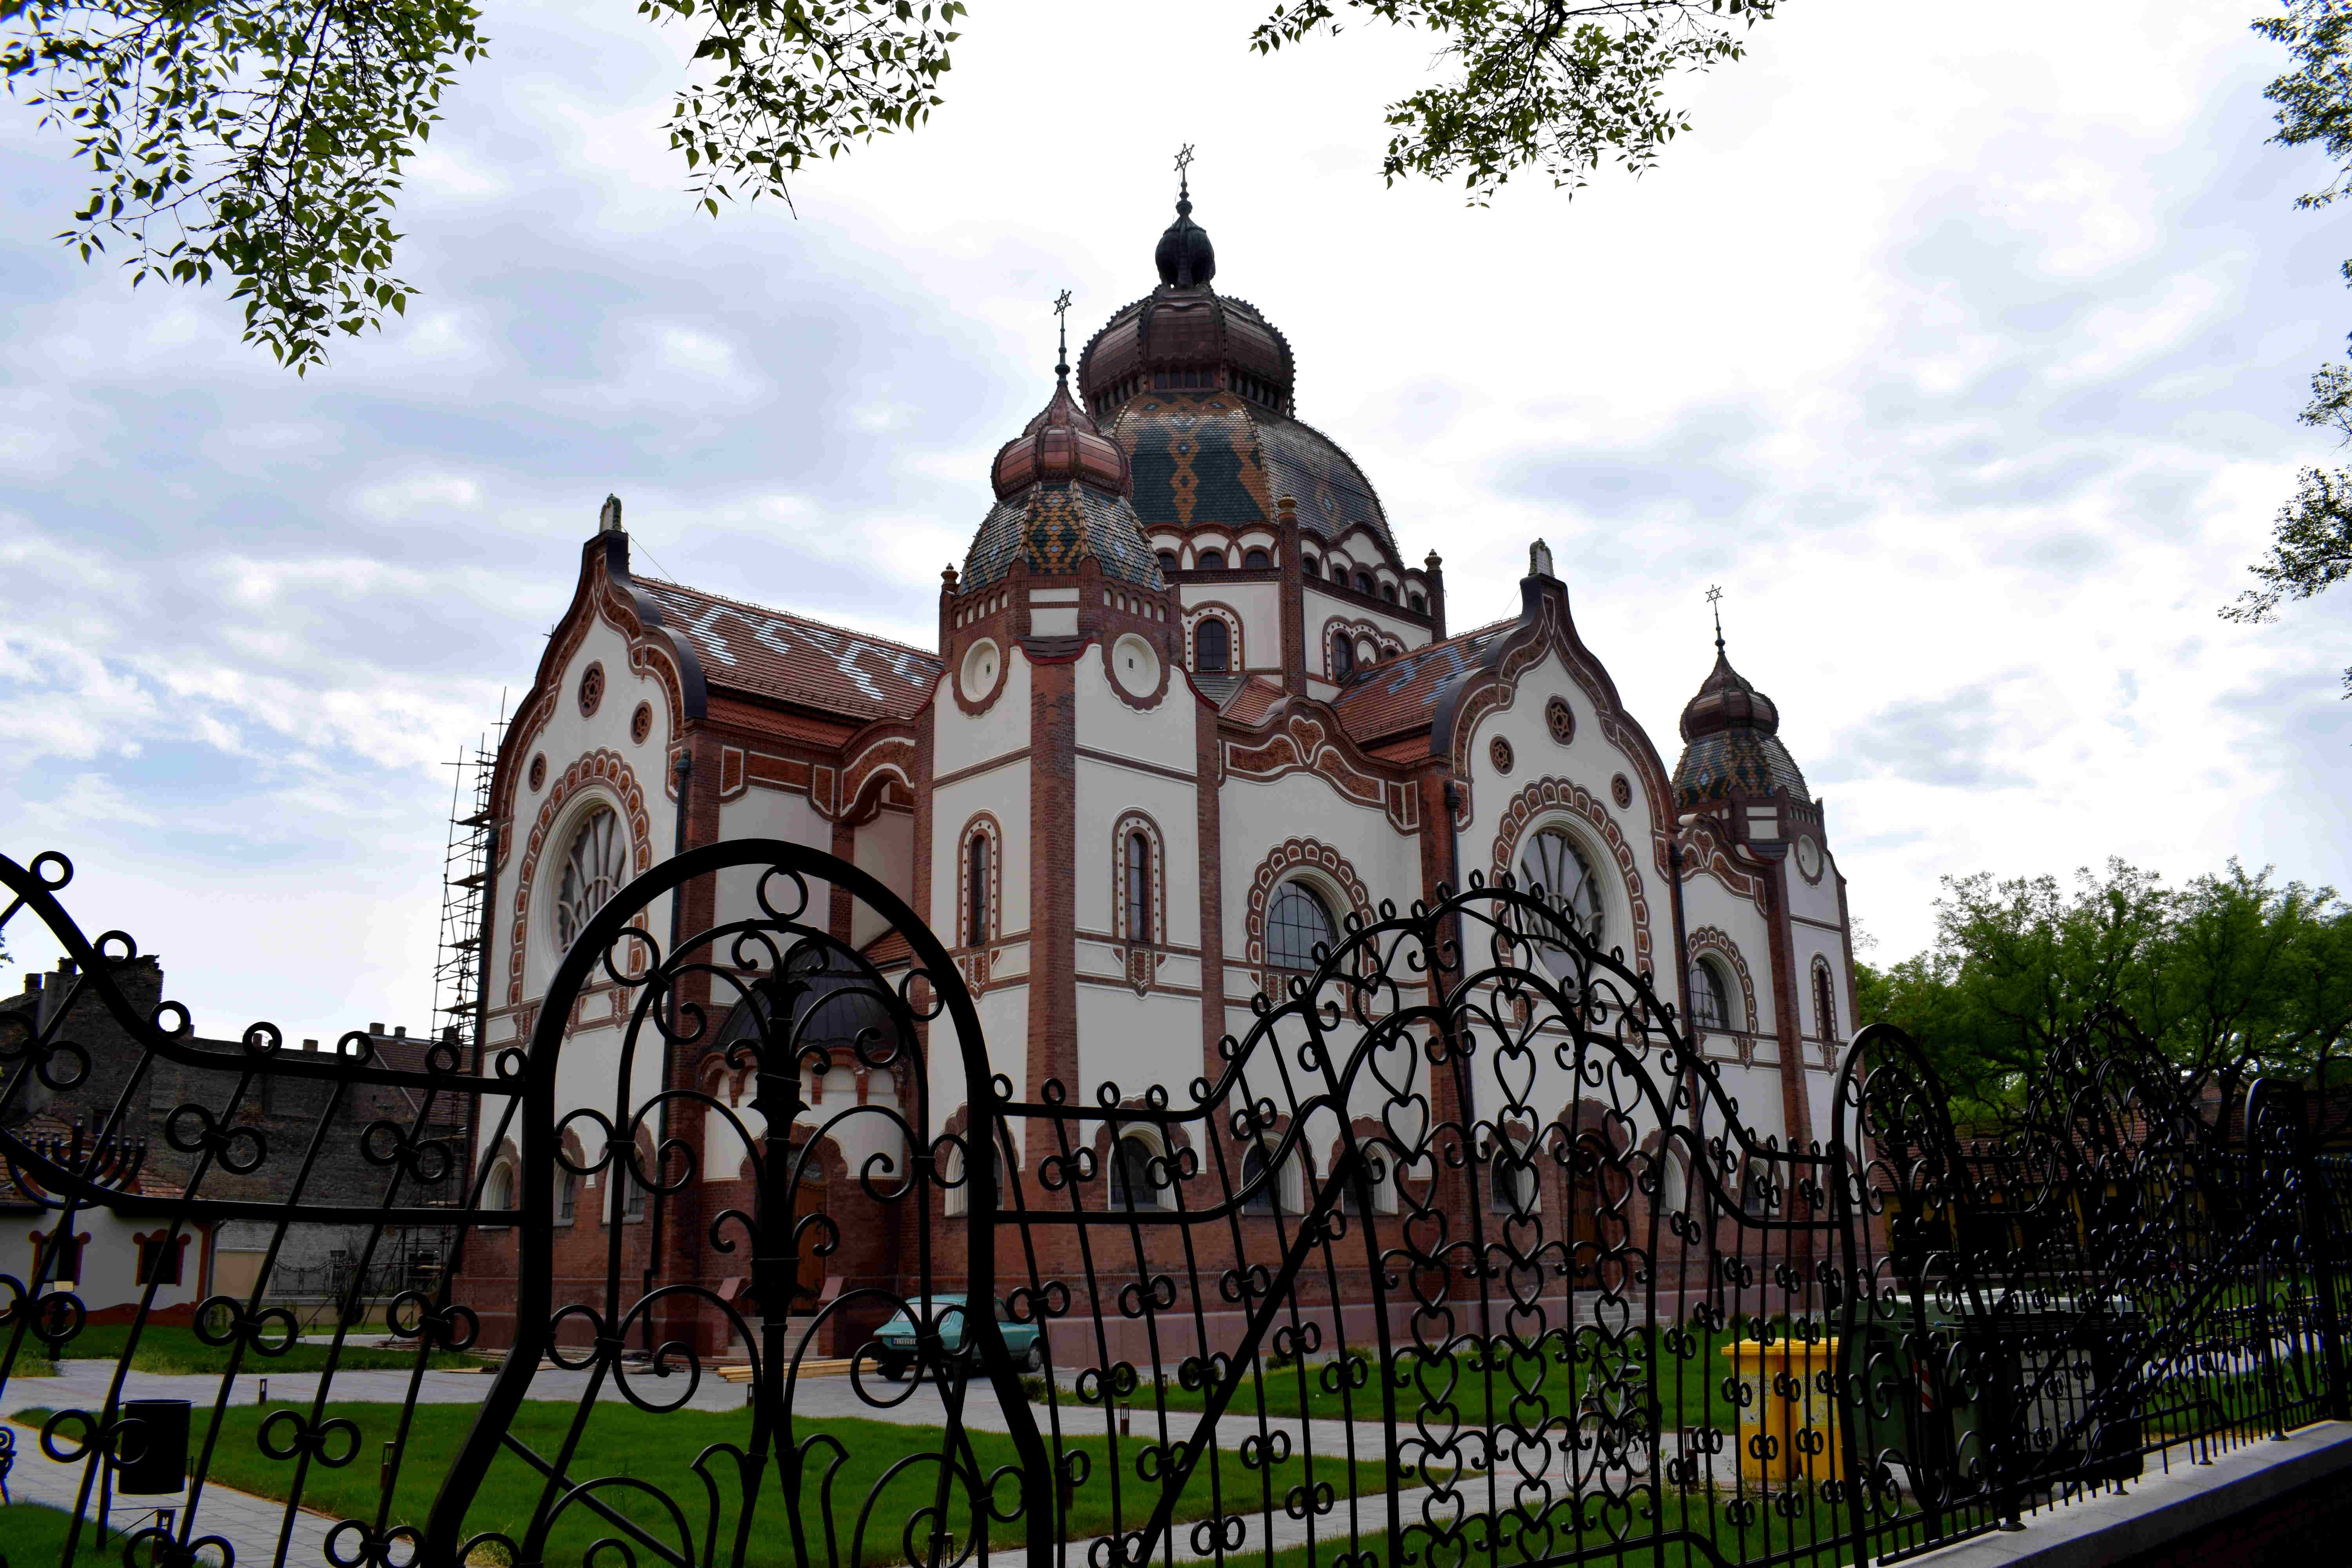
[{"left": 1900, "top": 1421, "right": 2352, "bottom": 1567}]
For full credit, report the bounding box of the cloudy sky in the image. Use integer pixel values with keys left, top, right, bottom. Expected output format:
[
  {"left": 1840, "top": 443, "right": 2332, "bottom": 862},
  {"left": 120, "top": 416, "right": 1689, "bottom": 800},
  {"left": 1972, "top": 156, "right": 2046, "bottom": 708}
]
[{"left": 2, "top": 0, "right": 2347, "bottom": 1043}]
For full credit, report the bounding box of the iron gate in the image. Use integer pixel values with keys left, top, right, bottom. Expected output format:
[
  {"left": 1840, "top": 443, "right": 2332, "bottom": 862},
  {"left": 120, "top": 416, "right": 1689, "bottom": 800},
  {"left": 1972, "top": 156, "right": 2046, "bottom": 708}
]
[{"left": 1, "top": 842, "right": 2347, "bottom": 1568}]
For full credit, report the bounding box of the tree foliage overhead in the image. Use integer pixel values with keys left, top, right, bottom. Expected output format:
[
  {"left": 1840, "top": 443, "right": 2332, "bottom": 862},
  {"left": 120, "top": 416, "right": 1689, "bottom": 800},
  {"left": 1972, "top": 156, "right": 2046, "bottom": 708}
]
[
  {"left": 1251, "top": 0, "right": 1777, "bottom": 203},
  {"left": 0, "top": 0, "right": 1751, "bottom": 369},
  {"left": 1, "top": 0, "right": 488, "bottom": 373},
  {"left": 2233, "top": 1, "right": 2352, "bottom": 681},
  {"left": 1855, "top": 858, "right": 2352, "bottom": 1128}
]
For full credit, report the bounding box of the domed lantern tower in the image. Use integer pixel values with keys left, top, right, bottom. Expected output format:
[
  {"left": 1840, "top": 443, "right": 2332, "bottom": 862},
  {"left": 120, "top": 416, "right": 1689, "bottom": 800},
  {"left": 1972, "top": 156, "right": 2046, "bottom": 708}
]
[{"left": 1074, "top": 175, "right": 1444, "bottom": 698}]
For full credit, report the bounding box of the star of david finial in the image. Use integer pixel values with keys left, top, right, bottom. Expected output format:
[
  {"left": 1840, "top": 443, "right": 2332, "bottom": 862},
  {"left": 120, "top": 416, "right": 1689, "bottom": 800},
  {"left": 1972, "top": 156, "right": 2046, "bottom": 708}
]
[
  {"left": 1705, "top": 584, "right": 1725, "bottom": 652},
  {"left": 1053, "top": 289, "right": 1073, "bottom": 378},
  {"left": 1174, "top": 143, "right": 1196, "bottom": 187}
]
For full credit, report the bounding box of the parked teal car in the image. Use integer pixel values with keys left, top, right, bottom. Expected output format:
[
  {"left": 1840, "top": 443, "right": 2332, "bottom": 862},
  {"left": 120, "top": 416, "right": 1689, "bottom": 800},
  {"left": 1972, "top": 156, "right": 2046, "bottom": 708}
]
[{"left": 870, "top": 1294, "right": 1045, "bottom": 1381}]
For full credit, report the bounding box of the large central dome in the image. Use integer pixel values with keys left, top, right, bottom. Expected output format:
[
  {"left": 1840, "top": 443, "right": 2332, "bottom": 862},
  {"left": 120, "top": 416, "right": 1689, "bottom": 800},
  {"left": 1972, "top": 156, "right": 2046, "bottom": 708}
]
[{"left": 1075, "top": 190, "right": 1397, "bottom": 559}]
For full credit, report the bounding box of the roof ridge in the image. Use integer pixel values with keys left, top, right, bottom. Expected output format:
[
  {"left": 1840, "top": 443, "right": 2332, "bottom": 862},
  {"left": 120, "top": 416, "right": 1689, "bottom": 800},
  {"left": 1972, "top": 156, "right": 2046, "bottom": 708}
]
[{"left": 637, "top": 576, "right": 942, "bottom": 666}]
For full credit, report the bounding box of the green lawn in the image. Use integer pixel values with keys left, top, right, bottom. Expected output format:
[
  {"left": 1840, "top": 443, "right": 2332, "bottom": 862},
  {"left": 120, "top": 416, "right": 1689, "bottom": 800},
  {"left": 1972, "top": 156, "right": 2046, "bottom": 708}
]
[
  {"left": 48, "top": 1401, "right": 1392, "bottom": 1567},
  {"left": 0, "top": 1503, "right": 196, "bottom": 1568},
  {"left": 1045, "top": 1332, "right": 1762, "bottom": 1437},
  {"left": 31, "top": 1325, "right": 477, "bottom": 1376}
]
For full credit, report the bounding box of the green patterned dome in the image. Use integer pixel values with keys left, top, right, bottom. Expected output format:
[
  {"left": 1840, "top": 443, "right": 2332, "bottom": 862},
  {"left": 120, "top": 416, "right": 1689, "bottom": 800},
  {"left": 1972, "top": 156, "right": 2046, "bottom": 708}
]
[{"left": 962, "top": 374, "right": 1165, "bottom": 592}]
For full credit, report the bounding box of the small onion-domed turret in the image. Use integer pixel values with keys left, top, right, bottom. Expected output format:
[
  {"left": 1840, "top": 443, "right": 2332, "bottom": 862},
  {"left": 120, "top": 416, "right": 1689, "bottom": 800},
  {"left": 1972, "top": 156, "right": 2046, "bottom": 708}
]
[
  {"left": 1155, "top": 191, "right": 1216, "bottom": 287},
  {"left": 1671, "top": 641, "right": 1810, "bottom": 806},
  {"left": 963, "top": 366, "right": 1163, "bottom": 593},
  {"left": 991, "top": 372, "right": 1129, "bottom": 500}
]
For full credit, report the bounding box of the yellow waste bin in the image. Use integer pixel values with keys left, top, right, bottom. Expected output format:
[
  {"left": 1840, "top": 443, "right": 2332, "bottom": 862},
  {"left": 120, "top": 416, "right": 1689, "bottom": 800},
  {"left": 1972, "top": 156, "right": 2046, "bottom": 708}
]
[{"left": 1718, "top": 1337, "right": 1842, "bottom": 1485}]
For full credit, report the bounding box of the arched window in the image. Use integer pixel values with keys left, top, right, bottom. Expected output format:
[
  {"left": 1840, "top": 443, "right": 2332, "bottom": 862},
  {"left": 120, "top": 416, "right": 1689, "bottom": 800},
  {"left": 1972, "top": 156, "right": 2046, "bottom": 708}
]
[
  {"left": 1303, "top": 556, "right": 1320, "bottom": 577},
  {"left": 1815, "top": 963, "right": 1839, "bottom": 1043},
  {"left": 1243, "top": 547, "right": 1271, "bottom": 569},
  {"left": 1380, "top": 583, "right": 1397, "bottom": 603},
  {"left": 1330, "top": 637, "right": 1354, "bottom": 680},
  {"left": 1689, "top": 959, "right": 1730, "bottom": 1030},
  {"left": 1197, "top": 548, "right": 1227, "bottom": 570},
  {"left": 1355, "top": 571, "right": 1374, "bottom": 595},
  {"left": 1158, "top": 549, "right": 1180, "bottom": 573},
  {"left": 1266, "top": 881, "right": 1336, "bottom": 972},
  {"left": 1110, "top": 1133, "right": 1165, "bottom": 1210},
  {"left": 1240, "top": 1140, "right": 1301, "bottom": 1214},
  {"left": 1336, "top": 1144, "right": 1397, "bottom": 1215},
  {"left": 1196, "top": 619, "right": 1231, "bottom": 673},
  {"left": 964, "top": 831, "right": 991, "bottom": 946},
  {"left": 555, "top": 806, "right": 628, "bottom": 948},
  {"left": 485, "top": 1159, "right": 516, "bottom": 1227},
  {"left": 1490, "top": 1134, "right": 1540, "bottom": 1214},
  {"left": 1409, "top": 593, "right": 1426, "bottom": 614},
  {"left": 555, "top": 1163, "right": 578, "bottom": 1225},
  {"left": 1125, "top": 829, "right": 1153, "bottom": 942},
  {"left": 1516, "top": 827, "right": 1606, "bottom": 950}
]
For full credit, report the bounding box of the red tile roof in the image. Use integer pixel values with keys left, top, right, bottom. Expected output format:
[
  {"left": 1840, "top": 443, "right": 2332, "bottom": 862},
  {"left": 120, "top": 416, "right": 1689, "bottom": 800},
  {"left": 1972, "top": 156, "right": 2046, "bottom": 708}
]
[
  {"left": 639, "top": 579, "right": 942, "bottom": 722},
  {"left": 1222, "top": 677, "right": 1291, "bottom": 726},
  {"left": 1330, "top": 617, "right": 1520, "bottom": 747}
]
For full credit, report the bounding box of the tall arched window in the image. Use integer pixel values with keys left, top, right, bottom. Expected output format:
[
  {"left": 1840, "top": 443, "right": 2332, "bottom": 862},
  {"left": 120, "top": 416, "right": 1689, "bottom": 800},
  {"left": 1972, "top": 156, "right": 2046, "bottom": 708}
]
[
  {"left": 1489, "top": 1134, "right": 1539, "bottom": 1214},
  {"left": 554, "top": 1164, "right": 578, "bottom": 1225},
  {"left": 1689, "top": 960, "right": 1730, "bottom": 1030},
  {"left": 1125, "top": 830, "right": 1153, "bottom": 942},
  {"left": 1815, "top": 963, "right": 1838, "bottom": 1043},
  {"left": 965, "top": 831, "right": 991, "bottom": 946},
  {"left": 1267, "top": 882, "right": 1336, "bottom": 972},
  {"left": 1197, "top": 548, "right": 1227, "bottom": 570},
  {"left": 1196, "top": 619, "right": 1231, "bottom": 673},
  {"left": 555, "top": 806, "right": 628, "bottom": 948},
  {"left": 1331, "top": 636, "right": 1354, "bottom": 680},
  {"left": 485, "top": 1159, "right": 516, "bottom": 1229},
  {"left": 1110, "top": 1133, "right": 1164, "bottom": 1210}
]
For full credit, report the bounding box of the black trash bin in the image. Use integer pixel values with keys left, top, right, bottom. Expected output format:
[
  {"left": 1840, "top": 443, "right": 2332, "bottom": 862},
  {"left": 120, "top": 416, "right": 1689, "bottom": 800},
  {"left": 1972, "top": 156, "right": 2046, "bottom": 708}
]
[{"left": 115, "top": 1399, "right": 190, "bottom": 1495}]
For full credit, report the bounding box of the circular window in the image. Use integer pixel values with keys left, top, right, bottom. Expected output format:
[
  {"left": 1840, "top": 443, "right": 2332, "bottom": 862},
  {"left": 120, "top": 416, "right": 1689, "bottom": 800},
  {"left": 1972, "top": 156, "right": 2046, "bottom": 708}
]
[
  {"left": 1112, "top": 633, "right": 1161, "bottom": 695},
  {"left": 1795, "top": 835, "right": 1825, "bottom": 883},
  {"left": 1489, "top": 736, "right": 1514, "bottom": 775},
  {"left": 960, "top": 639, "right": 1002, "bottom": 703},
  {"left": 554, "top": 806, "right": 628, "bottom": 949},
  {"left": 630, "top": 702, "right": 653, "bottom": 745},
  {"left": 1612, "top": 774, "right": 1633, "bottom": 809},
  {"left": 1546, "top": 697, "right": 1575, "bottom": 746},
  {"left": 528, "top": 754, "right": 546, "bottom": 792},
  {"left": 1516, "top": 826, "right": 1606, "bottom": 962},
  {"left": 577, "top": 662, "right": 604, "bottom": 718}
]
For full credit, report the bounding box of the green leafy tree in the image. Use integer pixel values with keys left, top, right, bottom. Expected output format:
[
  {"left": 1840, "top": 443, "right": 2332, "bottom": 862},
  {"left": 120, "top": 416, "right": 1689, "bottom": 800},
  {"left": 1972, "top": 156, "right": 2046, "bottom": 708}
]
[
  {"left": 1252, "top": 0, "right": 1778, "bottom": 203},
  {"left": 2, "top": 1, "right": 1766, "bottom": 372},
  {"left": 0, "top": 0, "right": 962, "bottom": 372},
  {"left": 2231, "top": 2, "right": 2352, "bottom": 684},
  {"left": 1856, "top": 858, "right": 2352, "bottom": 1126}
]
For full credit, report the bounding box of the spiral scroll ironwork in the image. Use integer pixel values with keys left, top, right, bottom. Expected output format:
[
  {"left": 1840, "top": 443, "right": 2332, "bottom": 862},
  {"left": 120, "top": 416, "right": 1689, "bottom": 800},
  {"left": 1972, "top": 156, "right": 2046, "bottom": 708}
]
[{"left": 2, "top": 844, "right": 2347, "bottom": 1568}]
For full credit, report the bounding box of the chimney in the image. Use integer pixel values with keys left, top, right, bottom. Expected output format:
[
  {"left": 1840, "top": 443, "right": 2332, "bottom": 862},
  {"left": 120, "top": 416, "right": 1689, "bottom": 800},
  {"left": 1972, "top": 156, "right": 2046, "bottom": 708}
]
[
  {"left": 368, "top": 1022, "right": 384, "bottom": 1035},
  {"left": 392, "top": 1025, "right": 407, "bottom": 1038}
]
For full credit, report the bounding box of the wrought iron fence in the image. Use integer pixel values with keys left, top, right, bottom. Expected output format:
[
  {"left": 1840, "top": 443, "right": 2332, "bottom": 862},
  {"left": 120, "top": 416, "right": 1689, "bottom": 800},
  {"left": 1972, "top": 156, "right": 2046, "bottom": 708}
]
[{"left": 0, "top": 841, "right": 2345, "bottom": 1568}]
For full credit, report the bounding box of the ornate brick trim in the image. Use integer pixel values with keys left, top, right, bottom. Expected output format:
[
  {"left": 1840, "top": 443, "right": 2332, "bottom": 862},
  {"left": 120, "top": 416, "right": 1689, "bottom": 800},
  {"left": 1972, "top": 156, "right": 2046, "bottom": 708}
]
[
  {"left": 1101, "top": 622, "right": 1176, "bottom": 709},
  {"left": 836, "top": 732, "right": 918, "bottom": 823},
  {"left": 955, "top": 812, "right": 1004, "bottom": 992},
  {"left": 1110, "top": 810, "right": 1168, "bottom": 994},
  {"left": 1243, "top": 837, "right": 1374, "bottom": 985},
  {"left": 506, "top": 749, "right": 655, "bottom": 1005},
  {"left": 1321, "top": 615, "right": 1405, "bottom": 680},
  {"left": 1686, "top": 925, "right": 1760, "bottom": 1036},
  {"left": 1223, "top": 712, "right": 1417, "bottom": 830},
  {"left": 1676, "top": 817, "right": 1768, "bottom": 913},
  {"left": 1186, "top": 603, "right": 1244, "bottom": 677},
  {"left": 1486, "top": 776, "right": 1654, "bottom": 972}
]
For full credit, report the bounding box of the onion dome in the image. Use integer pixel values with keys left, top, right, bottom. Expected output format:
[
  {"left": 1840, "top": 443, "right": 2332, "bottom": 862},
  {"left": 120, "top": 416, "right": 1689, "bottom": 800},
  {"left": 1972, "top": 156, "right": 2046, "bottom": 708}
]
[
  {"left": 1671, "top": 642, "right": 1811, "bottom": 806},
  {"left": 991, "top": 371, "right": 1129, "bottom": 499},
  {"left": 1073, "top": 187, "right": 1398, "bottom": 559},
  {"left": 964, "top": 368, "right": 1164, "bottom": 592}
]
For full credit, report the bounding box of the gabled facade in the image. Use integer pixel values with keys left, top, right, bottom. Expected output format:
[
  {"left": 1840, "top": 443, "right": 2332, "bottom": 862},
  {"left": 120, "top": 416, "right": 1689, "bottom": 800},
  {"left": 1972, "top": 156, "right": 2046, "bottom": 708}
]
[{"left": 470, "top": 191, "right": 1860, "bottom": 1347}]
